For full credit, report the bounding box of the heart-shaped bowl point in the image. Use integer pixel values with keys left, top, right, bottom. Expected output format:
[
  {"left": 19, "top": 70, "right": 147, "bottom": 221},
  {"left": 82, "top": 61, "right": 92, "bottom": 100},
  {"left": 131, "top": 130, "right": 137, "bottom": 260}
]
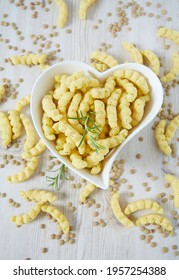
[{"left": 31, "top": 61, "right": 163, "bottom": 190}]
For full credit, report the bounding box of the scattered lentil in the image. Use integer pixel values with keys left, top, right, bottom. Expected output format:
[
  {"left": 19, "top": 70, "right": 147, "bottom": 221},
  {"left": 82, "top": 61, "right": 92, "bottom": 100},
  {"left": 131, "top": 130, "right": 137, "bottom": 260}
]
[
  {"left": 66, "top": 29, "right": 72, "bottom": 34},
  {"left": 171, "top": 245, "right": 178, "bottom": 250},
  {"left": 164, "top": 44, "right": 170, "bottom": 50},
  {"left": 140, "top": 235, "right": 146, "bottom": 240},
  {"left": 69, "top": 206, "right": 76, "bottom": 212},
  {"left": 76, "top": 183, "right": 82, "bottom": 189},
  {"left": 128, "top": 192, "right": 134, "bottom": 197},
  {"left": 162, "top": 247, "right": 169, "bottom": 254},
  {"left": 140, "top": 226, "right": 145, "bottom": 231},
  {"left": 144, "top": 229, "right": 150, "bottom": 234},
  {"left": 161, "top": 198, "right": 167, "bottom": 203},
  {"left": 171, "top": 210, "right": 177, "bottom": 216},
  {"left": 50, "top": 234, "right": 56, "bottom": 240},
  {"left": 151, "top": 242, "right": 157, "bottom": 248},
  {"left": 146, "top": 2, "right": 151, "bottom": 6},
  {"left": 67, "top": 202, "right": 72, "bottom": 207},
  {"left": 59, "top": 239, "right": 65, "bottom": 245},
  {"left": 93, "top": 211, "right": 99, "bottom": 217},
  {"left": 161, "top": 10, "right": 167, "bottom": 15},
  {"left": 40, "top": 224, "right": 45, "bottom": 229},
  {"left": 70, "top": 233, "right": 76, "bottom": 238},
  {"left": 41, "top": 248, "right": 48, "bottom": 253},
  {"left": 138, "top": 136, "right": 144, "bottom": 142},
  {"left": 56, "top": 235, "right": 61, "bottom": 240},
  {"left": 95, "top": 203, "right": 101, "bottom": 209},
  {"left": 69, "top": 239, "right": 75, "bottom": 244}
]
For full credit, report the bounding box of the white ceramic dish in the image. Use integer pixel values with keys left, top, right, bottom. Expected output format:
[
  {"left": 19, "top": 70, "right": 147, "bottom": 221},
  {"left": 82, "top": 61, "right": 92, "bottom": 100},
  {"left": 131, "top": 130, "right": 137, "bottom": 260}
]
[{"left": 31, "top": 61, "right": 163, "bottom": 190}]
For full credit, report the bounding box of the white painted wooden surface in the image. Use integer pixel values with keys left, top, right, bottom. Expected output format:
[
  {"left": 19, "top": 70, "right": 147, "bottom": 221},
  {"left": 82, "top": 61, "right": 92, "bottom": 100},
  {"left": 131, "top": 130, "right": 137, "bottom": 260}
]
[{"left": 0, "top": 0, "right": 179, "bottom": 260}]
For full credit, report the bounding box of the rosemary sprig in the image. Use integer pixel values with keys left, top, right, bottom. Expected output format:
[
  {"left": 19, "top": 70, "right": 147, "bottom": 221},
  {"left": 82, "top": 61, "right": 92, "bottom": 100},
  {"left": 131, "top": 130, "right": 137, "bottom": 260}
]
[
  {"left": 68, "top": 111, "right": 105, "bottom": 154},
  {"left": 89, "top": 134, "right": 105, "bottom": 152},
  {"left": 46, "top": 163, "right": 68, "bottom": 190}
]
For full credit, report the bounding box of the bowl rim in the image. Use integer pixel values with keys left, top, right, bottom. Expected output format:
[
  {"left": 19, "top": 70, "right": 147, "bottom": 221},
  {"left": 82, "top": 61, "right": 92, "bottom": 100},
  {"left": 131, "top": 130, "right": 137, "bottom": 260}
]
[{"left": 31, "top": 61, "right": 163, "bottom": 189}]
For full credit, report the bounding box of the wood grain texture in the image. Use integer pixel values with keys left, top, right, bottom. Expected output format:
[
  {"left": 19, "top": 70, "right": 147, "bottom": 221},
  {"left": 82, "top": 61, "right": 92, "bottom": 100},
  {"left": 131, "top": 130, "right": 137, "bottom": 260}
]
[{"left": 0, "top": 0, "right": 179, "bottom": 260}]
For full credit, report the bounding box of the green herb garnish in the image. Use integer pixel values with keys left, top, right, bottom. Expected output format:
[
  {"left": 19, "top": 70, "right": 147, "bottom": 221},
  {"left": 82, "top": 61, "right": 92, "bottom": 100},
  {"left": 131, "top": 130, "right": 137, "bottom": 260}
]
[
  {"left": 68, "top": 111, "right": 105, "bottom": 154},
  {"left": 46, "top": 163, "right": 68, "bottom": 190}
]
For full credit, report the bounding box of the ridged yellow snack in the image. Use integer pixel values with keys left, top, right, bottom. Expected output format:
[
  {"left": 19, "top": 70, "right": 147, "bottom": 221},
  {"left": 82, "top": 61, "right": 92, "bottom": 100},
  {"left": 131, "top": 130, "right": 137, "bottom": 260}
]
[
  {"left": 58, "top": 91, "right": 74, "bottom": 113},
  {"left": 131, "top": 98, "right": 145, "bottom": 127},
  {"left": 85, "top": 148, "right": 109, "bottom": 167},
  {"left": 68, "top": 93, "right": 83, "bottom": 134},
  {"left": 161, "top": 53, "right": 179, "bottom": 82},
  {"left": 20, "top": 189, "right": 57, "bottom": 203},
  {"left": 70, "top": 149, "right": 87, "bottom": 169},
  {"left": 10, "top": 203, "right": 43, "bottom": 226},
  {"left": 90, "top": 62, "right": 108, "bottom": 72},
  {"left": 141, "top": 50, "right": 160, "bottom": 75},
  {"left": 122, "top": 42, "right": 143, "bottom": 64},
  {"left": 78, "top": 76, "right": 115, "bottom": 117},
  {"left": 20, "top": 113, "right": 36, "bottom": 151},
  {"left": 118, "top": 94, "right": 132, "bottom": 129},
  {"left": 55, "top": 134, "right": 66, "bottom": 151},
  {"left": 136, "top": 214, "right": 173, "bottom": 234},
  {"left": 42, "top": 113, "right": 56, "bottom": 141},
  {"left": 157, "top": 27, "right": 179, "bottom": 44},
  {"left": 21, "top": 140, "right": 46, "bottom": 159},
  {"left": 0, "top": 85, "right": 5, "bottom": 99},
  {"left": 111, "top": 193, "right": 134, "bottom": 227},
  {"left": 10, "top": 54, "right": 47, "bottom": 66},
  {"left": 7, "top": 157, "right": 38, "bottom": 183},
  {"left": 114, "top": 69, "right": 149, "bottom": 95},
  {"left": 124, "top": 200, "right": 164, "bottom": 215},
  {"left": 65, "top": 72, "right": 84, "bottom": 88},
  {"left": 78, "top": 91, "right": 93, "bottom": 117},
  {"left": 79, "top": 0, "right": 96, "bottom": 20},
  {"left": 55, "top": 0, "right": 68, "bottom": 28},
  {"left": 39, "top": 64, "right": 49, "bottom": 71},
  {"left": 91, "top": 76, "right": 116, "bottom": 98},
  {"left": 59, "top": 137, "right": 76, "bottom": 156},
  {"left": 165, "top": 114, "right": 179, "bottom": 142},
  {"left": 15, "top": 95, "right": 30, "bottom": 112},
  {"left": 94, "top": 100, "right": 106, "bottom": 134},
  {"left": 165, "top": 174, "right": 179, "bottom": 208},
  {"left": 8, "top": 110, "right": 22, "bottom": 140},
  {"left": 54, "top": 74, "right": 64, "bottom": 83},
  {"left": 155, "top": 120, "right": 172, "bottom": 156},
  {"left": 107, "top": 90, "right": 121, "bottom": 136},
  {"left": 0, "top": 112, "right": 12, "bottom": 147},
  {"left": 90, "top": 51, "right": 118, "bottom": 68},
  {"left": 53, "top": 75, "right": 69, "bottom": 100},
  {"left": 53, "top": 120, "right": 86, "bottom": 155},
  {"left": 116, "top": 78, "right": 137, "bottom": 102},
  {"left": 90, "top": 164, "right": 102, "bottom": 174},
  {"left": 42, "top": 94, "right": 62, "bottom": 122},
  {"left": 94, "top": 129, "right": 128, "bottom": 149},
  {"left": 69, "top": 76, "right": 100, "bottom": 93},
  {"left": 139, "top": 94, "right": 150, "bottom": 103},
  {"left": 79, "top": 182, "right": 96, "bottom": 202},
  {"left": 41, "top": 205, "right": 70, "bottom": 234}
]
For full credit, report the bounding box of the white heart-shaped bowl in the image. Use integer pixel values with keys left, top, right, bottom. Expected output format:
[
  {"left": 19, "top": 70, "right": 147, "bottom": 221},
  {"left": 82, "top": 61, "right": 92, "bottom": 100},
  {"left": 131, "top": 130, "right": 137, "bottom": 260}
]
[{"left": 31, "top": 61, "right": 163, "bottom": 190}]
